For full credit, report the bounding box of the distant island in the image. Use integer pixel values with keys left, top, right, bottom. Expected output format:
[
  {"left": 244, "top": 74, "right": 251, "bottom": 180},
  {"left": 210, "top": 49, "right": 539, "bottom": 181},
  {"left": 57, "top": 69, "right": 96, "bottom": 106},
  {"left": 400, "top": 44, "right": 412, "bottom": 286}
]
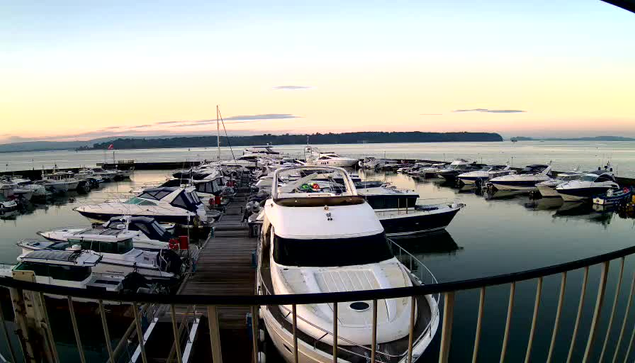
[
  {"left": 87, "top": 132, "right": 503, "bottom": 150},
  {"left": 509, "top": 136, "right": 635, "bottom": 142}
]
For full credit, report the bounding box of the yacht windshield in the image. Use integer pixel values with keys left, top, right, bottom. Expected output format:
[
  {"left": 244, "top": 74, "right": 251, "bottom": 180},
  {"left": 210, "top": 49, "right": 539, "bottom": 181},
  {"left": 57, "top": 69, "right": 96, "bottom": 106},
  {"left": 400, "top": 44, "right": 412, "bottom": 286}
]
[
  {"left": 581, "top": 175, "right": 598, "bottom": 182},
  {"left": 273, "top": 233, "right": 393, "bottom": 267}
]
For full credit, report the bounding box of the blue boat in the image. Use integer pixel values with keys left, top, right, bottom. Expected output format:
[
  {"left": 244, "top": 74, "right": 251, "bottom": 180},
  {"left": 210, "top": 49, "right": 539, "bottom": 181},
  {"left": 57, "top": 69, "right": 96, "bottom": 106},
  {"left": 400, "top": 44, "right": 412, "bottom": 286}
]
[{"left": 593, "top": 186, "right": 632, "bottom": 206}]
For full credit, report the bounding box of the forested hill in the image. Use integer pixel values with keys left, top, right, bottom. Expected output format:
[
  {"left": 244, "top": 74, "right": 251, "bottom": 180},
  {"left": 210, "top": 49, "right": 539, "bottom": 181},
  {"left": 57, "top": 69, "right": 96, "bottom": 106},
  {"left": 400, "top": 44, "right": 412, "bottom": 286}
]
[{"left": 89, "top": 132, "right": 503, "bottom": 150}]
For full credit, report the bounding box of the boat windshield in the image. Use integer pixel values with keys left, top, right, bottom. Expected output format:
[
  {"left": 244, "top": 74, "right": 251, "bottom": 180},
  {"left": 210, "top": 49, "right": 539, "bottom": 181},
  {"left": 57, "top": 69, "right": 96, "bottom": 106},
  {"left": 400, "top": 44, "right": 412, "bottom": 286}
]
[
  {"left": 14, "top": 262, "right": 91, "bottom": 281},
  {"left": 125, "top": 197, "right": 157, "bottom": 206},
  {"left": 581, "top": 174, "right": 599, "bottom": 182},
  {"left": 273, "top": 233, "right": 393, "bottom": 267},
  {"left": 77, "top": 239, "right": 134, "bottom": 254}
]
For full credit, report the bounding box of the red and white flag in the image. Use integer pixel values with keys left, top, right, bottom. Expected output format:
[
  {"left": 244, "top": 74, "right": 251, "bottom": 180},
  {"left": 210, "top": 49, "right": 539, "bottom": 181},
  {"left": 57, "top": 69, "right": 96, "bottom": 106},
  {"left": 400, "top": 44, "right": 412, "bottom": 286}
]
[{"left": 108, "top": 144, "right": 114, "bottom": 150}]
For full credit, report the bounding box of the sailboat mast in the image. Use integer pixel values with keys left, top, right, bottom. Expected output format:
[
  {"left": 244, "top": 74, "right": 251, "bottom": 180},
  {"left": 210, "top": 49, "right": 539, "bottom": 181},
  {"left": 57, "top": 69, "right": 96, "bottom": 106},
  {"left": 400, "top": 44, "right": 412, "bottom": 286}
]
[{"left": 216, "top": 105, "right": 221, "bottom": 160}]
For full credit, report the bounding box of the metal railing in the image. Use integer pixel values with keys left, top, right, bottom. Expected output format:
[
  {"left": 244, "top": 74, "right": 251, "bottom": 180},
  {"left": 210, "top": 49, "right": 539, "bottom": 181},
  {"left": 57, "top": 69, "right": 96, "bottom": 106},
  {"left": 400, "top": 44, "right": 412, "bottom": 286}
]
[{"left": 3, "top": 243, "right": 635, "bottom": 362}]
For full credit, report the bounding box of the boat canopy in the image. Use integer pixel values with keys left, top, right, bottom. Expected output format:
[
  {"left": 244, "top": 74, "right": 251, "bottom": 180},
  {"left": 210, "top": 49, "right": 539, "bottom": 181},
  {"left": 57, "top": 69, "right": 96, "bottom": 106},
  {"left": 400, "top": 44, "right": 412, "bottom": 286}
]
[{"left": 18, "top": 250, "right": 101, "bottom": 266}]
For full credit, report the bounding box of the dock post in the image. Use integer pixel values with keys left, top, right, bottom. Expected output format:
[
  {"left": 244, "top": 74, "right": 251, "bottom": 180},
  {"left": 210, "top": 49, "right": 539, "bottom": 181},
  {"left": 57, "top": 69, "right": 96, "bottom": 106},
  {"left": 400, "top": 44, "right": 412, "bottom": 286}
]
[{"left": 207, "top": 306, "right": 223, "bottom": 363}]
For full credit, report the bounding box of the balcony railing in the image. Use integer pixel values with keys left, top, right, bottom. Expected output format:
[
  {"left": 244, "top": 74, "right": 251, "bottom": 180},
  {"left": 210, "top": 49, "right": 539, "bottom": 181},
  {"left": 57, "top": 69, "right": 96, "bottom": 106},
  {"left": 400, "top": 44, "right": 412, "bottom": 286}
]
[{"left": 2, "top": 243, "right": 635, "bottom": 362}]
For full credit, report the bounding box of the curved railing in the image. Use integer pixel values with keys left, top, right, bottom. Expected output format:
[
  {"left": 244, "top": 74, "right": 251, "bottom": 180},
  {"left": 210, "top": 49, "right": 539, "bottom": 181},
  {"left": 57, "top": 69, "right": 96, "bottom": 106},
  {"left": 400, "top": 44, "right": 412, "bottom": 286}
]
[{"left": 2, "top": 243, "right": 635, "bottom": 362}]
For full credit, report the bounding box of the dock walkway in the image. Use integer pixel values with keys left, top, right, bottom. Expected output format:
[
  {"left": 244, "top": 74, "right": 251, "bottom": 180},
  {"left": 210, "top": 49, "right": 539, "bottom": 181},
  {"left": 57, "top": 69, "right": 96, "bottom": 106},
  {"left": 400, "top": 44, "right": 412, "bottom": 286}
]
[{"left": 176, "top": 191, "right": 258, "bottom": 362}]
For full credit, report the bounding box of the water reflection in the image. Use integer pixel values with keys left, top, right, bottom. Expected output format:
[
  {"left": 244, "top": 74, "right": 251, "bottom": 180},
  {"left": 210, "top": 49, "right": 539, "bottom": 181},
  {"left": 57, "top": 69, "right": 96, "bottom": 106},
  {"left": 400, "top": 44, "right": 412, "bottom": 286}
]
[{"left": 392, "top": 230, "right": 461, "bottom": 256}]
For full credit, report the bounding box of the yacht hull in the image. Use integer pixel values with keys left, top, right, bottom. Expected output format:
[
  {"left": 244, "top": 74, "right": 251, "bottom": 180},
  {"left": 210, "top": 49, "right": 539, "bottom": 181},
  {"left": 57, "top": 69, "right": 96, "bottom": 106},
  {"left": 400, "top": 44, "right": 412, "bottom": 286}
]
[
  {"left": 376, "top": 205, "right": 461, "bottom": 237},
  {"left": 75, "top": 210, "right": 197, "bottom": 226},
  {"left": 557, "top": 187, "right": 614, "bottom": 202},
  {"left": 489, "top": 180, "right": 542, "bottom": 191}
]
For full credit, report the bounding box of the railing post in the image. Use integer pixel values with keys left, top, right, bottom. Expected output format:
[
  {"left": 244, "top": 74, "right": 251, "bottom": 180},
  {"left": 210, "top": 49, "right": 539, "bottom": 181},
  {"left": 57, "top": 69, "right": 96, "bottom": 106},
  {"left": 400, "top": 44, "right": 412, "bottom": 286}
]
[
  {"left": 472, "top": 287, "right": 486, "bottom": 363},
  {"left": 170, "top": 305, "right": 183, "bottom": 363},
  {"left": 207, "top": 305, "right": 223, "bottom": 363},
  {"left": 332, "top": 303, "right": 338, "bottom": 363},
  {"left": 67, "top": 297, "right": 86, "bottom": 363},
  {"left": 132, "top": 302, "right": 148, "bottom": 363},
  {"left": 524, "top": 277, "right": 543, "bottom": 363},
  {"left": 547, "top": 272, "right": 567, "bottom": 363},
  {"left": 292, "top": 304, "right": 299, "bottom": 363},
  {"left": 408, "top": 296, "right": 416, "bottom": 363},
  {"left": 599, "top": 257, "right": 625, "bottom": 362},
  {"left": 10, "top": 287, "right": 36, "bottom": 363},
  {"left": 582, "top": 261, "right": 610, "bottom": 362},
  {"left": 98, "top": 300, "right": 114, "bottom": 363},
  {"left": 499, "top": 282, "right": 516, "bottom": 363},
  {"left": 251, "top": 305, "right": 259, "bottom": 363},
  {"left": 371, "top": 299, "right": 378, "bottom": 363},
  {"left": 612, "top": 272, "right": 635, "bottom": 363},
  {"left": 567, "top": 266, "right": 590, "bottom": 363},
  {"left": 438, "top": 292, "right": 455, "bottom": 363}
]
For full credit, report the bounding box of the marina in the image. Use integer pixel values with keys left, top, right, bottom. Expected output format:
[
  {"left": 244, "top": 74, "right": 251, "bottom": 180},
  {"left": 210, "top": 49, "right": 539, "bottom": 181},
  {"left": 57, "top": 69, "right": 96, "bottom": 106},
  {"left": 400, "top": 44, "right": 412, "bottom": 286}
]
[{"left": 1, "top": 142, "right": 635, "bottom": 362}]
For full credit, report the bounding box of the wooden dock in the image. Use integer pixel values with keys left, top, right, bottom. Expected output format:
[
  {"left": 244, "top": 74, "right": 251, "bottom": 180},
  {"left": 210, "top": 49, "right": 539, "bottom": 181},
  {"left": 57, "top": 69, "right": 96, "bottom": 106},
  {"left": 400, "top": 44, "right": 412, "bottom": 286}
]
[{"left": 176, "top": 192, "right": 258, "bottom": 363}]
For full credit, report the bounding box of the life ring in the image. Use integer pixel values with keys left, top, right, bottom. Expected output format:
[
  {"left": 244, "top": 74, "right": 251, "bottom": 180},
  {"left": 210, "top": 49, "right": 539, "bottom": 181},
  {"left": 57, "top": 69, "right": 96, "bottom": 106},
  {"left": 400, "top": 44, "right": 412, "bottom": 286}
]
[{"left": 312, "top": 183, "right": 320, "bottom": 190}]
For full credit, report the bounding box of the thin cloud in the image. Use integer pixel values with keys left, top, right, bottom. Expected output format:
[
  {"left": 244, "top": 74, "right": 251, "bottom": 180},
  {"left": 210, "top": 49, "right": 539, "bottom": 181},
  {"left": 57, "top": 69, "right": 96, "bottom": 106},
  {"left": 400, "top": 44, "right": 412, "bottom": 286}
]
[
  {"left": 155, "top": 120, "right": 181, "bottom": 125},
  {"left": 129, "top": 124, "right": 153, "bottom": 129},
  {"left": 273, "top": 85, "right": 312, "bottom": 90},
  {"left": 453, "top": 108, "right": 526, "bottom": 114}
]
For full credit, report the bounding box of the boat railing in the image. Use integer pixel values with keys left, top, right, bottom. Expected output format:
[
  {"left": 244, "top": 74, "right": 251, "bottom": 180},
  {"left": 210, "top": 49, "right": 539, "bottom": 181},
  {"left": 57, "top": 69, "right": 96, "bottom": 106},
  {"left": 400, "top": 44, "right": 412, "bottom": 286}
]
[{"left": 4, "top": 243, "right": 635, "bottom": 362}]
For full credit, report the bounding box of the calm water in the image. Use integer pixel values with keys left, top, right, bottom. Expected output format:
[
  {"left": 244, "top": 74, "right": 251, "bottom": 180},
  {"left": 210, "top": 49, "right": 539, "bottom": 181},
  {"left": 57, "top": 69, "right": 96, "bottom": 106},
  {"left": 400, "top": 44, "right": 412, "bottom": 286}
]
[
  {"left": 1, "top": 165, "right": 635, "bottom": 361},
  {"left": 2, "top": 140, "right": 635, "bottom": 176}
]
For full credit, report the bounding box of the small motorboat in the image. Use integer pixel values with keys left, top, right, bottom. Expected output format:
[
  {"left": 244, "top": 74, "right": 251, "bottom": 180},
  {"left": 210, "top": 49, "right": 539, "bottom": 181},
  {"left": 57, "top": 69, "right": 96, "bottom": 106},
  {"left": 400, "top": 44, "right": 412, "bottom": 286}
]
[
  {"left": 74, "top": 186, "right": 208, "bottom": 226},
  {"left": 556, "top": 169, "right": 620, "bottom": 202},
  {"left": 375, "top": 203, "right": 464, "bottom": 237},
  {"left": 38, "top": 216, "right": 174, "bottom": 251},
  {"left": 18, "top": 233, "right": 182, "bottom": 281},
  {"left": 0, "top": 250, "right": 125, "bottom": 301},
  {"left": 593, "top": 187, "right": 632, "bottom": 206},
  {"left": 536, "top": 171, "right": 584, "bottom": 198},
  {"left": 489, "top": 164, "right": 552, "bottom": 191}
]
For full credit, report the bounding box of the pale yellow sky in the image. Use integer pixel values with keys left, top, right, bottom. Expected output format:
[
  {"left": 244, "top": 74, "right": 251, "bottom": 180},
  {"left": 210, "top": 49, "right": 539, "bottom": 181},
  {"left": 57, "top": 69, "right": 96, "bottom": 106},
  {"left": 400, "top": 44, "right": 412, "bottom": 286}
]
[{"left": 1, "top": 1, "right": 634, "bottom": 142}]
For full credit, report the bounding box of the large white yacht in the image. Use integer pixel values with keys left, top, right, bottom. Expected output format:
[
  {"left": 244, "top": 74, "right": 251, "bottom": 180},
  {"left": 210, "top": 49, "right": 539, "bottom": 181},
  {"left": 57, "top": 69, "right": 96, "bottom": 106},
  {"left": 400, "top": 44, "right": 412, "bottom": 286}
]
[
  {"left": 556, "top": 170, "right": 620, "bottom": 202},
  {"left": 74, "top": 186, "right": 208, "bottom": 226},
  {"left": 488, "top": 164, "right": 552, "bottom": 191},
  {"left": 257, "top": 166, "right": 439, "bottom": 363},
  {"left": 304, "top": 146, "right": 359, "bottom": 167}
]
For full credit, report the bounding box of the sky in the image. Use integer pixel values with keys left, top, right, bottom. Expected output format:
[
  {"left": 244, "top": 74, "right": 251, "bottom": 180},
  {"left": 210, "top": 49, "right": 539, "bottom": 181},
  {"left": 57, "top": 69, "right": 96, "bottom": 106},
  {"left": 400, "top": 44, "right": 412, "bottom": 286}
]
[{"left": 1, "top": 1, "right": 634, "bottom": 143}]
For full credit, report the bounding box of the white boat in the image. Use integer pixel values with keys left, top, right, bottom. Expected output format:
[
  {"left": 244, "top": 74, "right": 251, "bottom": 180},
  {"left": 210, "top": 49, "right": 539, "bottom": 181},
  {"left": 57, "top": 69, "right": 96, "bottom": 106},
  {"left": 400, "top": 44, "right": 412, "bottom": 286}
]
[
  {"left": 41, "top": 170, "right": 80, "bottom": 192},
  {"left": 257, "top": 166, "right": 439, "bottom": 363},
  {"left": 74, "top": 186, "right": 208, "bottom": 226},
  {"left": 488, "top": 164, "right": 552, "bottom": 191},
  {"left": 416, "top": 163, "right": 448, "bottom": 179},
  {"left": 556, "top": 170, "right": 620, "bottom": 202},
  {"left": 89, "top": 167, "right": 117, "bottom": 182},
  {"left": 0, "top": 250, "right": 126, "bottom": 301},
  {"left": 536, "top": 171, "right": 583, "bottom": 198},
  {"left": 304, "top": 146, "right": 359, "bottom": 167},
  {"left": 356, "top": 184, "right": 420, "bottom": 209},
  {"left": 18, "top": 233, "right": 181, "bottom": 280},
  {"left": 37, "top": 216, "right": 173, "bottom": 251},
  {"left": 9, "top": 177, "right": 48, "bottom": 199},
  {"left": 458, "top": 165, "right": 513, "bottom": 185},
  {"left": 375, "top": 203, "right": 464, "bottom": 237}
]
